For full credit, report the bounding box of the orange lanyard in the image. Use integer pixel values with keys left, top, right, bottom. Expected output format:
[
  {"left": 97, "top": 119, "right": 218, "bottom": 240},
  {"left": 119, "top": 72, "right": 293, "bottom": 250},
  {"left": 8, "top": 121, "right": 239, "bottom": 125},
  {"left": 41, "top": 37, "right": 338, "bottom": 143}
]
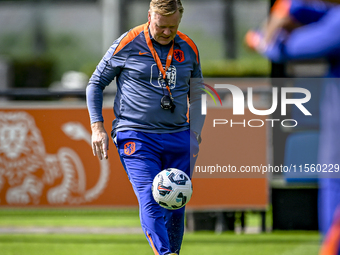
[{"left": 144, "top": 23, "right": 174, "bottom": 97}]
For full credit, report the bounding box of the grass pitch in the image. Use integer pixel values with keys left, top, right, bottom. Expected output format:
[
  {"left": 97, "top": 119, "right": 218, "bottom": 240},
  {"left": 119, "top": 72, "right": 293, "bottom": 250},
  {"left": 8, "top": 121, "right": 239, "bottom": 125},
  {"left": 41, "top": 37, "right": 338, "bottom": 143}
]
[
  {"left": 0, "top": 209, "right": 321, "bottom": 255},
  {"left": 0, "top": 232, "right": 321, "bottom": 255},
  {"left": 0, "top": 209, "right": 140, "bottom": 227}
]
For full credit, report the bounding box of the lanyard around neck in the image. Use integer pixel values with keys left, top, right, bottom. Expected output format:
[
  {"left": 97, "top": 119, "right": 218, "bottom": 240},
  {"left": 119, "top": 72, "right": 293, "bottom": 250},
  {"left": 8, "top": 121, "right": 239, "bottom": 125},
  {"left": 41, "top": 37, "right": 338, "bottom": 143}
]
[{"left": 144, "top": 23, "right": 174, "bottom": 83}]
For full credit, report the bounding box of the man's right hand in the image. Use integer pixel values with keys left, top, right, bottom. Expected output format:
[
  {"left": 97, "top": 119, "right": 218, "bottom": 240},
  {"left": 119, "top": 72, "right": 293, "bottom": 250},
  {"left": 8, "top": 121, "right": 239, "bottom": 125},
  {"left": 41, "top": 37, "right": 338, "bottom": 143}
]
[{"left": 91, "top": 121, "right": 109, "bottom": 160}]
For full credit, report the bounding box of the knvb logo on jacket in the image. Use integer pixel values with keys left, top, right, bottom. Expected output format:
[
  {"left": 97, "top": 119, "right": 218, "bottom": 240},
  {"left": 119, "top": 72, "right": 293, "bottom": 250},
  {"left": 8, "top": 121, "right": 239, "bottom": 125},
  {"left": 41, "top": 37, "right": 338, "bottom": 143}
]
[
  {"left": 201, "top": 84, "right": 312, "bottom": 128},
  {"left": 150, "top": 64, "right": 176, "bottom": 89},
  {"left": 174, "top": 49, "right": 185, "bottom": 63}
]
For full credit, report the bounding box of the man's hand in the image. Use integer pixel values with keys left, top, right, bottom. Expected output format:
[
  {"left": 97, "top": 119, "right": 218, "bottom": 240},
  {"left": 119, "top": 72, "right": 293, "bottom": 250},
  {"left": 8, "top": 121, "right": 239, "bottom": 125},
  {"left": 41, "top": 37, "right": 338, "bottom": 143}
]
[
  {"left": 91, "top": 121, "right": 109, "bottom": 160},
  {"left": 244, "top": 30, "right": 265, "bottom": 52}
]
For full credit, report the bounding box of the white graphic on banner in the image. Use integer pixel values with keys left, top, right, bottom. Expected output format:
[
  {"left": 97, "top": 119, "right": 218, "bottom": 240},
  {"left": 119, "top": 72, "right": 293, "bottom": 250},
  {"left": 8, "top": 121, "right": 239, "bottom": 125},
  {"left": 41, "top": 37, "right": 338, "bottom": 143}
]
[{"left": 0, "top": 112, "right": 109, "bottom": 205}]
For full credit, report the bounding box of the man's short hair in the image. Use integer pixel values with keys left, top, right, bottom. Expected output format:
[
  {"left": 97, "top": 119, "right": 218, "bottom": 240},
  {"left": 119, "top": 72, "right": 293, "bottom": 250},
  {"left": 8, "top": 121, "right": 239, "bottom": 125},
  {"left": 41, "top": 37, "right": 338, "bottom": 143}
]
[{"left": 149, "top": 0, "right": 184, "bottom": 16}]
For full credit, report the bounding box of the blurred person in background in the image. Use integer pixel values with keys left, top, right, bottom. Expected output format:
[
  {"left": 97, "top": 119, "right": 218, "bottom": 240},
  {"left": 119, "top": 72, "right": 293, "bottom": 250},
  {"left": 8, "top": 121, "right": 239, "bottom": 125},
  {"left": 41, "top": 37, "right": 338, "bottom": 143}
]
[
  {"left": 245, "top": 0, "right": 340, "bottom": 254},
  {"left": 86, "top": 0, "right": 204, "bottom": 254}
]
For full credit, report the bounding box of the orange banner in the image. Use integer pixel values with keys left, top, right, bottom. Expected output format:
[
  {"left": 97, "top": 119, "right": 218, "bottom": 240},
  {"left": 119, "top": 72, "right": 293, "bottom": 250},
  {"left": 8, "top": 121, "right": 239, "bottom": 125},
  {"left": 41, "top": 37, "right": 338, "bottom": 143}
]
[
  {"left": 189, "top": 108, "right": 269, "bottom": 210},
  {"left": 0, "top": 106, "right": 136, "bottom": 206},
  {"left": 0, "top": 106, "right": 268, "bottom": 210}
]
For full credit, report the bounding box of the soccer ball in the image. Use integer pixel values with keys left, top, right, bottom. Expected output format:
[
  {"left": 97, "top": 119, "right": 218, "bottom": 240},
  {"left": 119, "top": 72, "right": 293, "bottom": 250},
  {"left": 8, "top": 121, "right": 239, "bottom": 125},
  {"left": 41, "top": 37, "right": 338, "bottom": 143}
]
[{"left": 152, "top": 168, "right": 192, "bottom": 210}]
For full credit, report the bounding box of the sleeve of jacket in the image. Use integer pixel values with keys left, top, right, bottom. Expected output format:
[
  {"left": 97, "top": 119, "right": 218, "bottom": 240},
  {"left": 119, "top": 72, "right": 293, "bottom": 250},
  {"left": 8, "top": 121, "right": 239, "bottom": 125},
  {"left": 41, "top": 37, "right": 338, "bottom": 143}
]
[
  {"left": 189, "top": 49, "right": 206, "bottom": 136},
  {"left": 264, "top": 7, "right": 340, "bottom": 63},
  {"left": 270, "top": 0, "right": 329, "bottom": 24},
  {"left": 86, "top": 32, "right": 130, "bottom": 124},
  {"left": 289, "top": 0, "right": 332, "bottom": 25}
]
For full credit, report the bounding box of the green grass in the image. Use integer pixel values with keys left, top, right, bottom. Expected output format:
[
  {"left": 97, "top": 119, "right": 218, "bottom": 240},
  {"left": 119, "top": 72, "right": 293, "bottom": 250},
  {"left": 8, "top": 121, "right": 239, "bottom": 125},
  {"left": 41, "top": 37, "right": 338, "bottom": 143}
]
[
  {"left": 0, "top": 209, "right": 268, "bottom": 228},
  {"left": 0, "top": 209, "right": 322, "bottom": 254},
  {"left": 0, "top": 209, "right": 140, "bottom": 227},
  {"left": 0, "top": 232, "right": 321, "bottom": 255},
  {"left": 201, "top": 58, "right": 270, "bottom": 77}
]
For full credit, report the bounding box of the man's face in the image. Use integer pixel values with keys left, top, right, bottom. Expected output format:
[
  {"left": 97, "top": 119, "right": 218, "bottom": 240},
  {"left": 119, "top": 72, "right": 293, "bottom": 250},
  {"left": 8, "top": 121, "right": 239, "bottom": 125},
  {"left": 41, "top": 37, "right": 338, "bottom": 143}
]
[{"left": 148, "top": 10, "right": 181, "bottom": 45}]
